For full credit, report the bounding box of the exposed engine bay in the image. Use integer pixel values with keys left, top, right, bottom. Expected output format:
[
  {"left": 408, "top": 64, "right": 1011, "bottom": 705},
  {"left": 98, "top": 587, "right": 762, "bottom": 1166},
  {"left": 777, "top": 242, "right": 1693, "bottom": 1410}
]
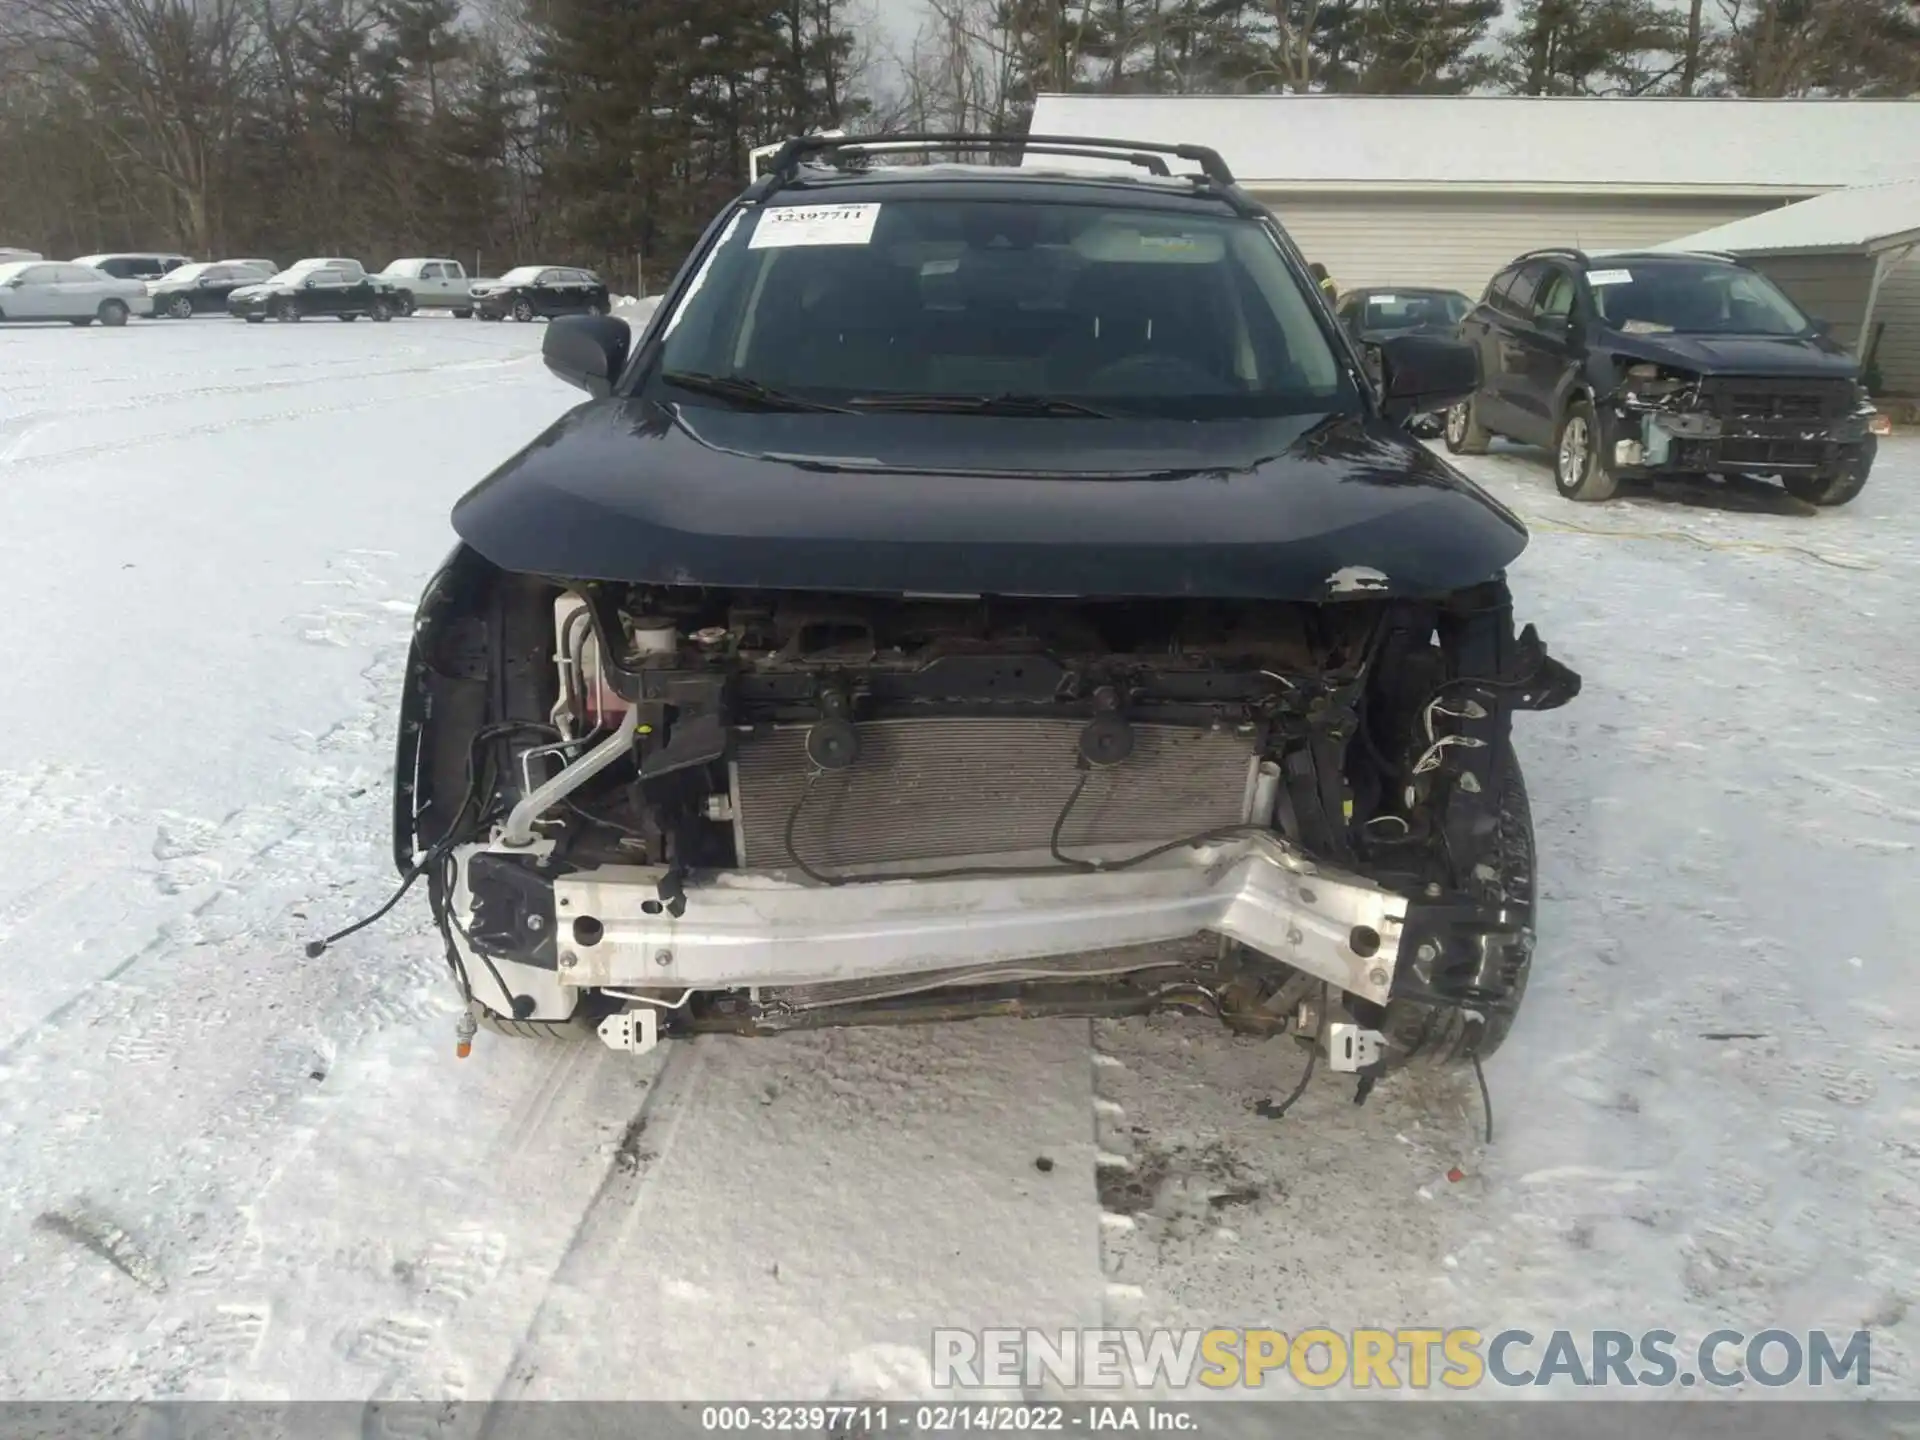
[
  {"left": 394, "top": 548, "right": 1579, "bottom": 1074},
  {"left": 1607, "top": 368, "right": 1877, "bottom": 478}
]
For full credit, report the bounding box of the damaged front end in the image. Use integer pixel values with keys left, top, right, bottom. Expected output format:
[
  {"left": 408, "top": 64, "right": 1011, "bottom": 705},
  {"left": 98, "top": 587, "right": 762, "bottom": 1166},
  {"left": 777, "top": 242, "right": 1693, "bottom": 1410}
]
[
  {"left": 1604, "top": 363, "right": 1878, "bottom": 480},
  {"left": 393, "top": 547, "right": 1579, "bottom": 1075}
]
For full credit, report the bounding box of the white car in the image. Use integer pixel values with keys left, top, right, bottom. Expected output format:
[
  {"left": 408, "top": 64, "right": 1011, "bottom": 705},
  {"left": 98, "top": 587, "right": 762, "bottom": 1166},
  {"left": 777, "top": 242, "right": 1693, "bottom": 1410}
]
[
  {"left": 0, "top": 247, "right": 42, "bottom": 264},
  {"left": 376, "top": 257, "right": 473, "bottom": 316},
  {"left": 0, "top": 260, "right": 154, "bottom": 326},
  {"left": 71, "top": 251, "right": 193, "bottom": 281}
]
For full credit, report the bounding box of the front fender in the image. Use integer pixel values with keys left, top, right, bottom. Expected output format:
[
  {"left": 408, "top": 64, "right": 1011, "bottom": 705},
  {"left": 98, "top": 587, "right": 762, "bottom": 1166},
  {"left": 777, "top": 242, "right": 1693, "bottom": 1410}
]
[{"left": 392, "top": 543, "right": 500, "bottom": 873}]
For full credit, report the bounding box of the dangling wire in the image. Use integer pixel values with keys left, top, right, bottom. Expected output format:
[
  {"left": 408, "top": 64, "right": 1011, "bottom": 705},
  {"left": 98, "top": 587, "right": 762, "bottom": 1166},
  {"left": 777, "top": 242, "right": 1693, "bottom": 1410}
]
[
  {"left": 1470, "top": 1049, "right": 1495, "bottom": 1145},
  {"left": 1255, "top": 1044, "right": 1317, "bottom": 1122},
  {"left": 304, "top": 719, "right": 559, "bottom": 958},
  {"left": 304, "top": 865, "right": 428, "bottom": 957}
]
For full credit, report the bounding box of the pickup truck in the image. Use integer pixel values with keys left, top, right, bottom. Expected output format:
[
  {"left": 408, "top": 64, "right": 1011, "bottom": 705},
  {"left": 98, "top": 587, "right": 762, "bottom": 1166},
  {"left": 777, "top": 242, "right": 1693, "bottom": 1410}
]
[{"left": 376, "top": 258, "right": 475, "bottom": 317}]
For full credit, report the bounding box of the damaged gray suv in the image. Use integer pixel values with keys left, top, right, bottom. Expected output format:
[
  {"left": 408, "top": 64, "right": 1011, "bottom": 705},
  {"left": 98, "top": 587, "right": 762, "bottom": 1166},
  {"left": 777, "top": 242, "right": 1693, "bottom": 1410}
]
[{"left": 355, "top": 134, "right": 1581, "bottom": 1089}]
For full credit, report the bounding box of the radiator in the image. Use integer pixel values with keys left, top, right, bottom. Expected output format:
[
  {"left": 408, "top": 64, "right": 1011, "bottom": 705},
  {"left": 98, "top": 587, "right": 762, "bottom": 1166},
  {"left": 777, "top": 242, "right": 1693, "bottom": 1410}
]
[{"left": 731, "top": 717, "right": 1258, "bottom": 870}]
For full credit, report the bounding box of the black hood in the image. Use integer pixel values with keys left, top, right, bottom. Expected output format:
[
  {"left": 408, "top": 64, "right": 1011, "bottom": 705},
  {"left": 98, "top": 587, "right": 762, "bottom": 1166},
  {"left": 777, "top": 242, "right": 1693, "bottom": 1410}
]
[
  {"left": 1601, "top": 327, "right": 1861, "bottom": 380},
  {"left": 450, "top": 401, "right": 1528, "bottom": 602}
]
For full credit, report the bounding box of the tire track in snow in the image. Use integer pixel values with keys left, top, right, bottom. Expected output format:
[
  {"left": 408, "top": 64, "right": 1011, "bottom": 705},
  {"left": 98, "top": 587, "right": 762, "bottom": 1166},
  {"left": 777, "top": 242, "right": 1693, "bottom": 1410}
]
[
  {"left": 5, "top": 351, "right": 533, "bottom": 427},
  {"left": 0, "top": 552, "right": 452, "bottom": 1392},
  {"left": 6, "top": 371, "right": 535, "bottom": 471},
  {"left": 479, "top": 1022, "right": 1107, "bottom": 1403},
  {"left": 0, "top": 718, "right": 389, "bottom": 1062},
  {"left": 484, "top": 1039, "right": 701, "bottom": 1405}
]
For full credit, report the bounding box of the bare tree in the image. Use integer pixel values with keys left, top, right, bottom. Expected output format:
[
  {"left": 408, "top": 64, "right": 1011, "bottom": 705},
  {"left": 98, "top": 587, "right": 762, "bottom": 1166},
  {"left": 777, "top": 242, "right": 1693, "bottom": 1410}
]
[
  {"left": 889, "top": 0, "right": 1024, "bottom": 132},
  {"left": 4, "top": 0, "right": 262, "bottom": 251}
]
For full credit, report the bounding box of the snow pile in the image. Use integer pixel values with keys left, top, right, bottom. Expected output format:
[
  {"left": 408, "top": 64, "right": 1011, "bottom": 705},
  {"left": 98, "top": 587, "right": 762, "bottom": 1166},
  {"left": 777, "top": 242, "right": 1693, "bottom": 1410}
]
[{"left": 612, "top": 294, "right": 660, "bottom": 324}]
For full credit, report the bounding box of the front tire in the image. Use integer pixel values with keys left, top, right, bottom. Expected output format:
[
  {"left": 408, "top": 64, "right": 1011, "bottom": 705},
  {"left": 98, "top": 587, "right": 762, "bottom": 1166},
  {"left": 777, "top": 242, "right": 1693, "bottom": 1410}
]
[
  {"left": 1382, "top": 746, "right": 1536, "bottom": 1068},
  {"left": 244, "top": 314, "right": 265, "bottom": 324},
  {"left": 370, "top": 297, "right": 394, "bottom": 322},
  {"left": 511, "top": 298, "right": 535, "bottom": 323},
  {"left": 166, "top": 295, "right": 194, "bottom": 320},
  {"left": 472, "top": 1006, "right": 597, "bottom": 1042},
  {"left": 98, "top": 299, "right": 130, "bottom": 328},
  {"left": 1553, "top": 397, "right": 1618, "bottom": 501},
  {"left": 1783, "top": 447, "right": 1873, "bottom": 508},
  {"left": 1443, "top": 395, "right": 1491, "bottom": 455},
  {"left": 277, "top": 297, "right": 301, "bottom": 322}
]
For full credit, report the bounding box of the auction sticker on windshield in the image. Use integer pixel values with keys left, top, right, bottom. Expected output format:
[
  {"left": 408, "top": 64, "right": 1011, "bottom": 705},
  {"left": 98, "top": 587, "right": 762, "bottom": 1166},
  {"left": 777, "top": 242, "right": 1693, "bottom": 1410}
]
[
  {"left": 750, "top": 204, "right": 881, "bottom": 249},
  {"left": 1586, "top": 269, "right": 1634, "bottom": 286}
]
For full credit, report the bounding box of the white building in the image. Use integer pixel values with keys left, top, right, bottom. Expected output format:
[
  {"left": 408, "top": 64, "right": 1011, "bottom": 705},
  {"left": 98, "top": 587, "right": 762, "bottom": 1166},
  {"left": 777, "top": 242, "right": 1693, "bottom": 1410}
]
[{"left": 1025, "top": 94, "right": 1920, "bottom": 393}]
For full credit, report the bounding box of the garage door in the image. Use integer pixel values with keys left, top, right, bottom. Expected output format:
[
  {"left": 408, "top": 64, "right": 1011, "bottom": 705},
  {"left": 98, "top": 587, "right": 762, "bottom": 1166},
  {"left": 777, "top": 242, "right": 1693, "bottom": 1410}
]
[{"left": 1259, "top": 191, "right": 1781, "bottom": 301}]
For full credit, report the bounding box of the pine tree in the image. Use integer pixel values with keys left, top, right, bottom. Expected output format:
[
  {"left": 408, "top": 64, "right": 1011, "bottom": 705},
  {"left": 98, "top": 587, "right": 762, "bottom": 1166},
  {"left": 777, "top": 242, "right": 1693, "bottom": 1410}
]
[{"left": 1496, "top": 0, "right": 1688, "bottom": 95}]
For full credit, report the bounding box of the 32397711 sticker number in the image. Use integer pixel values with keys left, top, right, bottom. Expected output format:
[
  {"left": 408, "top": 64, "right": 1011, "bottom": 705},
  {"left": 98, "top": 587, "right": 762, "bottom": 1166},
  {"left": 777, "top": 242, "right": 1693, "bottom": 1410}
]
[{"left": 700, "top": 1405, "right": 896, "bottom": 1431}]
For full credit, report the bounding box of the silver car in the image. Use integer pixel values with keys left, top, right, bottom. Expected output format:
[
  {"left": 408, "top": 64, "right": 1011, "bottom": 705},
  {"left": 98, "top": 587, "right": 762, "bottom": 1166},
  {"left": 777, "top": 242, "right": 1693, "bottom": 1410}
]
[{"left": 0, "top": 261, "right": 154, "bottom": 326}]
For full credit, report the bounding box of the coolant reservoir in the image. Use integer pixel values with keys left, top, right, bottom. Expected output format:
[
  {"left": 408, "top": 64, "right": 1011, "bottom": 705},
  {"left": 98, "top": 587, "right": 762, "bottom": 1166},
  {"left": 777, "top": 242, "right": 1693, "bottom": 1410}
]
[{"left": 628, "top": 616, "right": 677, "bottom": 658}]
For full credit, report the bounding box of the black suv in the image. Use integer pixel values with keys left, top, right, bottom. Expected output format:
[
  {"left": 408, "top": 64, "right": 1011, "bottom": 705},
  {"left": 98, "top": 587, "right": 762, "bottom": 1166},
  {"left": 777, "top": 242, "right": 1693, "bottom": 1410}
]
[
  {"left": 1445, "top": 248, "right": 1878, "bottom": 507},
  {"left": 383, "top": 134, "right": 1579, "bottom": 1082},
  {"left": 1335, "top": 286, "right": 1475, "bottom": 434}
]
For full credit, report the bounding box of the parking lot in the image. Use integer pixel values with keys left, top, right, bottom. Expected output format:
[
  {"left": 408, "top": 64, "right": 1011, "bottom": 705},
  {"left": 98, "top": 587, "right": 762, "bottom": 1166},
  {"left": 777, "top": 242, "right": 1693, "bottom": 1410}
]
[{"left": 0, "top": 316, "right": 1915, "bottom": 1401}]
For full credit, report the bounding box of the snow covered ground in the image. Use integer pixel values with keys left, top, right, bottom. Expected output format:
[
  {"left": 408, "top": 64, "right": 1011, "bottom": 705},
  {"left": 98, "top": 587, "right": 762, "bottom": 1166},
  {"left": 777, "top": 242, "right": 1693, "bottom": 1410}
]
[{"left": 0, "top": 316, "right": 1915, "bottom": 1403}]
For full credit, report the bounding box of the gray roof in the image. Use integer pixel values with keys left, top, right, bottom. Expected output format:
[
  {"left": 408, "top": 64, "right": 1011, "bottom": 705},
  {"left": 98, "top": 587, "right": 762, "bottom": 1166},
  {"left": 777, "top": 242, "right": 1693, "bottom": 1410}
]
[
  {"left": 1652, "top": 178, "right": 1920, "bottom": 257},
  {"left": 1025, "top": 94, "right": 1920, "bottom": 194}
]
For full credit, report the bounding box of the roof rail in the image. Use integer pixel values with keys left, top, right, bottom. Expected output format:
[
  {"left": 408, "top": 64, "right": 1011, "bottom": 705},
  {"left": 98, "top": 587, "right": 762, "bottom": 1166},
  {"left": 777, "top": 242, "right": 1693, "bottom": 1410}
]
[
  {"left": 754, "top": 132, "right": 1236, "bottom": 189},
  {"left": 1609, "top": 247, "right": 1743, "bottom": 264},
  {"left": 1002, "top": 142, "right": 1172, "bottom": 175},
  {"left": 1514, "top": 246, "right": 1591, "bottom": 266}
]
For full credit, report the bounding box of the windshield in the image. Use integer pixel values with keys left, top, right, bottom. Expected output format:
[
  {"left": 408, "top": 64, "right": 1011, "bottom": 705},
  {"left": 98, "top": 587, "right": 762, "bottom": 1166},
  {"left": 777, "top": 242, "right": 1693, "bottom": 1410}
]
[
  {"left": 1588, "top": 261, "right": 1810, "bottom": 336},
  {"left": 499, "top": 266, "right": 545, "bottom": 285},
  {"left": 650, "top": 197, "right": 1356, "bottom": 419},
  {"left": 0, "top": 262, "right": 30, "bottom": 284},
  {"left": 163, "top": 262, "right": 214, "bottom": 283},
  {"left": 269, "top": 261, "right": 335, "bottom": 283},
  {"left": 1357, "top": 291, "right": 1468, "bottom": 332}
]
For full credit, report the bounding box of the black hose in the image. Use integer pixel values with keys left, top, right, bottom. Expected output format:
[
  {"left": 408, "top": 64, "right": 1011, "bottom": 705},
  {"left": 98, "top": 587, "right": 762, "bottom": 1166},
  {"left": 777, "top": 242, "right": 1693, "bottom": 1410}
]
[{"left": 1049, "top": 768, "right": 1095, "bottom": 872}]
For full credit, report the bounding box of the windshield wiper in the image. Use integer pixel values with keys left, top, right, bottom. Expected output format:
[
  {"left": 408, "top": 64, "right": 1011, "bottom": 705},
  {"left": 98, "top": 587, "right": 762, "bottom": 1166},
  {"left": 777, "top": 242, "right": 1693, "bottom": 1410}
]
[
  {"left": 846, "top": 392, "right": 1121, "bottom": 418},
  {"left": 659, "top": 371, "right": 851, "bottom": 413}
]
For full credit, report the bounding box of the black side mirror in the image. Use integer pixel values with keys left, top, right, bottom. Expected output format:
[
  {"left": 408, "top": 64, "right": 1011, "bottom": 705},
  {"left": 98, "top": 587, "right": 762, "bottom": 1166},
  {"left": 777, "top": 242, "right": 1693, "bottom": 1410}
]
[
  {"left": 1809, "top": 316, "right": 1833, "bottom": 337},
  {"left": 1379, "top": 334, "right": 1479, "bottom": 420},
  {"left": 543, "top": 314, "right": 631, "bottom": 398}
]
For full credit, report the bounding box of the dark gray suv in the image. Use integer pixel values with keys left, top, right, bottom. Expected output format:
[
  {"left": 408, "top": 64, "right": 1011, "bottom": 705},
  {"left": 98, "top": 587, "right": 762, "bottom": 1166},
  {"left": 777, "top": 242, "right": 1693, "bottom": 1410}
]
[{"left": 1445, "top": 247, "right": 1879, "bottom": 506}]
